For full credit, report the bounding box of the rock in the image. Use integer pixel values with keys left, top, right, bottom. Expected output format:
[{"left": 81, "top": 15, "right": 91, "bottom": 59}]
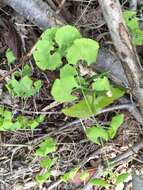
[{"left": 92, "top": 47, "right": 129, "bottom": 87}]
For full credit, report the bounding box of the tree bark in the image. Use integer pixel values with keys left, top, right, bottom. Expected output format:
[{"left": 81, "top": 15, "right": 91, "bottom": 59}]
[
  {"left": 3, "top": 0, "right": 65, "bottom": 30},
  {"left": 130, "top": 0, "right": 137, "bottom": 11},
  {"left": 98, "top": 0, "right": 143, "bottom": 117}
]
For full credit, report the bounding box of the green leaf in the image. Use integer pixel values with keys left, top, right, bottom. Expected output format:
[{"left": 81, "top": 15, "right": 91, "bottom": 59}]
[
  {"left": 28, "top": 115, "right": 44, "bottom": 129},
  {"left": 108, "top": 114, "right": 124, "bottom": 139},
  {"left": 36, "top": 115, "right": 45, "bottom": 123},
  {"left": 10, "top": 122, "right": 22, "bottom": 131},
  {"left": 6, "top": 76, "right": 32, "bottom": 97},
  {"left": 1, "top": 120, "right": 14, "bottom": 131},
  {"left": 63, "top": 95, "right": 93, "bottom": 117},
  {"left": 36, "top": 137, "right": 56, "bottom": 156},
  {"left": 29, "top": 120, "right": 39, "bottom": 129},
  {"left": 36, "top": 171, "right": 51, "bottom": 184},
  {"left": 20, "top": 75, "right": 32, "bottom": 89},
  {"left": 90, "top": 178, "right": 108, "bottom": 187},
  {"left": 3, "top": 110, "right": 12, "bottom": 120},
  {"left": 60, "top": 64, "right": 77, "bottom": 78},
  {"left": 19, "top": 76, "right": 36, "bottom": 98},
  {"left": 61, "top": 167, "right": 79, "bottom": 182},
  {"left": 66, "top": 38, "right": 99, "bottom": 65},
  {"left": 6, "top": 48, "right": 16, "bottom": 64},
  {"left": 116, "top": 173, "right": 129, "bottom": 184},
  {"left": 80, "top": 171, "right": 89, "bottom": 181},
  {"left": 34, "top": 80, "right": 42, "bottom": 92},
  {"left": 92, "top": 76, "right": 110, "bottom": 91},
  {"left": 123, "top": 10, "right": 143, "bottom": 45},
  {"left": 33, "top": 28, "right": 62, "bottom": 70},
  {"left": 51, "top": 65, "right": 79, "bottom": 103},
  {"left": 45, "top": 52, "right": 62, "bottom": 71},
  {"left": 123, "top": 11, "right": 138, "bottom": 31},
  {"left": 21, "top": 65, "right": 32, "bottom": 77},
  {"left": 77, "top": 76, "right": 88, "bottom": 87},
  {"left": 6, "top": 76, "right": 19, "bottom": 96},
  {"left": 132, "top": 29, "right": 143, "bottom": 45},
  {"left": 51, "top": 77, "right": 78, "bottom": 102},
  {"left": 40, "top": 157, "right": 58, "bottom": 169},
  {"left": 55, "top": 25, "right": 81, "bottom": 55},
  {"left": 17, "top": 116, "right": 28, "bottom": 128},
  {"left": 0, "top": 107, "right": 42, "bottom": 131},
  {"left": 86, "top": 126, "right": 109, "bottom": 145},
  {"left": 62, "top": 87, "right": 125, "bottom": 118},
  {"left": 0, "top": 107, "right": 4, "bottom": 116},
  {"left": 6, "top": 76, "right": 41, "bottom": 98},
  {"left": 1, "top": 121, "right": 21, "bottom": 131}
]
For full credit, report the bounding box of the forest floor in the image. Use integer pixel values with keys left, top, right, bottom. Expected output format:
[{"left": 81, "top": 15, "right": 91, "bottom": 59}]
[{"left": 0, "top": 0, "right": 143, "bottom": 190}]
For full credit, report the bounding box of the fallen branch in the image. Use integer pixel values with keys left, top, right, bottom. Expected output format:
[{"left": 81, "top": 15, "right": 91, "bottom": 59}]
[
  {"left": 3, "top": 0, "right": 66, "bottom": 29},
  {"left": 98, "top": 0, "right": 143, "bottom": 117}
]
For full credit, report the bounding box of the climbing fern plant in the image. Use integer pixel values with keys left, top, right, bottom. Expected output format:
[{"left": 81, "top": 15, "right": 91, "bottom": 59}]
[
  {"left": 2, "top": 25, "right": 126, "bottom": 187},
  {"left": 33, "top": 25, "right": 124, "bottom": 118},
  {"left": 32, "top": 25, "right": 127, "bottom": 187}
]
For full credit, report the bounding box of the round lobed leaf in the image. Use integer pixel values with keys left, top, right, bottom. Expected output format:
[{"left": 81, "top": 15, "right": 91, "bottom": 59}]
[
  {"left": 66, "top": 38, "right": 99, "bottom": 65},
  {"left": 33, "top": 28, "right": 62, "bottom": 70},
  {"left": 55, "top": 25, "right": 81, "bottom": 55},
  {"left": 51, "top": 77, "right": 79, "bottom": 103}
]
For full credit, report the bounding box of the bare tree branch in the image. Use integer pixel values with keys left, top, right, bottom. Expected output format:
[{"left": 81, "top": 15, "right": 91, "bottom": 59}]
[
  {"left": 3, "top": 0, "right": 66, "bottom": 29},
  {"left": 98, "top": 0, "right": 143, "bottom": 117}
]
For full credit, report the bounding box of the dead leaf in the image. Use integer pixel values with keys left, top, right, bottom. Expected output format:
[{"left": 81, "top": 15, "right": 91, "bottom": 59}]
[
  {"left": 2, "top": 19, "right": 22, "bottom": 59},
  {"left": 71, "top": 168, "right": 96, "bottom": 186}
]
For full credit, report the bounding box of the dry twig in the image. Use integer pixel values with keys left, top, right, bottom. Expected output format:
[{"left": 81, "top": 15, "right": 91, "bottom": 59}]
[{"left": 83, "top": 141, "right": 143, "bottom": 190}]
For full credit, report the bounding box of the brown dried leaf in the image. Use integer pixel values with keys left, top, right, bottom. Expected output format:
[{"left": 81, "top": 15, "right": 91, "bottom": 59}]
[
  {"left": 71, "top": 168, "right": 96, "bottom": 186},
  {"left": 3, "top": 19, "right": 22, "bottom": 59}
]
